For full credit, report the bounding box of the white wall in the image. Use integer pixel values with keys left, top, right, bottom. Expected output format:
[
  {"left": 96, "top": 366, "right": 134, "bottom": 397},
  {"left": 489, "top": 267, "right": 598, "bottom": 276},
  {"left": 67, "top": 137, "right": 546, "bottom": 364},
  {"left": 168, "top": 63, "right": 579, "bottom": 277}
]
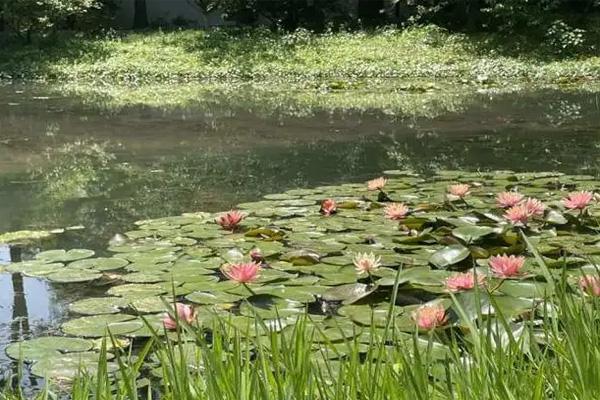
[{"left": 114, "top": 0, "right": 227, "bottom": 29}]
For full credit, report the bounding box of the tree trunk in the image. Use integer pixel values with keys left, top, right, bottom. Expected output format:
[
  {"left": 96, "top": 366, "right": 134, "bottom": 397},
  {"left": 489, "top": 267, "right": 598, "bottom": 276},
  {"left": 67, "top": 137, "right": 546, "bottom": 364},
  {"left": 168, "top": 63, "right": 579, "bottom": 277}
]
[{"left": 133, "top": 0, "right": 149, "bottom": 29}]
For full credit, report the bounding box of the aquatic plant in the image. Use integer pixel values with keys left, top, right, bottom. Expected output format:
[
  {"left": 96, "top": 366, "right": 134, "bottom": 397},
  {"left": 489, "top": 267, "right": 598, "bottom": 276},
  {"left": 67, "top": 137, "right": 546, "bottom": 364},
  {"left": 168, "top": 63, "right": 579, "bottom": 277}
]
[
  {"left": 384, "top": 203, "right": 409, "bottom": 220},
  {"left": 447, "top": 183, "right": 470, "bottom": 198},
  {"left": 353, "top": 252, "right": 381, "bottom": 275},
  {"left": 579, "top": 275, "right": 600, "bottom": 296},
  {"left": 5, "top": 168, "right": 600, "bottom": 391},
  {"left": 488, "top": 254, "right": 525, "bottom": 278},
  {"left": 496, "top": 191, "right": 524, "bottom": 208},
  {"left": 319, "top": 198, "right": 337, "bottom": 216},
  {"left": 412, "top": 304, "right": 447, "bottom": 330},
  {"left": 367, "top": 177, "right": 387, "bottom": 192},
  {"left": 445, "top": 270, "right": 486, "bottom": 292},
  {"left": 221, "top": 262, "right": 261, "bottom": 283},
  {"left": 215, "top": 210, "right": 246, "bottom": 231},
  {"left": 563, "top": 191, "right": 594, "bottom": 211},
  {"left": 162, "top": 303, "right": 197, "bottom": 330}
]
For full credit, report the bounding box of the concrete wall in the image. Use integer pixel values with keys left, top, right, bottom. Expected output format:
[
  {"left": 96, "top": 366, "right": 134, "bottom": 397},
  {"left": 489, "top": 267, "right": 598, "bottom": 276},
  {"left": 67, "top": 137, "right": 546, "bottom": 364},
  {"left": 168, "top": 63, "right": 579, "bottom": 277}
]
[{"left": 114, "top": 0, "right": 226, "bottom": 29}]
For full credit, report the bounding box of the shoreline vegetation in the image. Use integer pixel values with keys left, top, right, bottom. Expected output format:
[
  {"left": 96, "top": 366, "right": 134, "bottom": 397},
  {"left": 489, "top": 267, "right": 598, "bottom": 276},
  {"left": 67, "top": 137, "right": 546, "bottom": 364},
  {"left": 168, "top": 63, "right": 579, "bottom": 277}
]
[{"left": 2, "top": 27, "right": 600, "bottom": 89}]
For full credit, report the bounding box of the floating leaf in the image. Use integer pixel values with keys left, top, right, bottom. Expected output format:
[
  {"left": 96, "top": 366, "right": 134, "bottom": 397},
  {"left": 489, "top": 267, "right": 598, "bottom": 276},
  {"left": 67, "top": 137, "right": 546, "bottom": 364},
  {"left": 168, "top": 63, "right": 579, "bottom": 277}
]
[
  {"left": 429, "top": 245, "right": 470, "bottom": 269},
  {"left": 452, "top": 226, "right": 495, "bottom": 243},
  {"left": 6, "top": 337, "right": 94, "bottom": 362},
  {"left": 36, "top": 249, "right": 95, "bottom": 263}
]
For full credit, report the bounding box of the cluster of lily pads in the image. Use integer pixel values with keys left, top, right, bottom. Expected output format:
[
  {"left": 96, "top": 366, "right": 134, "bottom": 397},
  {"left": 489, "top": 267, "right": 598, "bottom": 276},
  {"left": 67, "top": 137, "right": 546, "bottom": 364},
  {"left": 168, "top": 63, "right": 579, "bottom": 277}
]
[{"left": 4, "top": 169, "right": 600, "bottom": 381}]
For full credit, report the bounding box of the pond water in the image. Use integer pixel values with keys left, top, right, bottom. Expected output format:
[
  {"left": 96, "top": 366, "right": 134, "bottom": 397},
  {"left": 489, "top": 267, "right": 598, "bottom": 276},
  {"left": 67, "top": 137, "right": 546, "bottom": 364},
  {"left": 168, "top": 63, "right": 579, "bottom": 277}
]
[{"left": 0, "top": 83, "right": 600, "bottom": 386}]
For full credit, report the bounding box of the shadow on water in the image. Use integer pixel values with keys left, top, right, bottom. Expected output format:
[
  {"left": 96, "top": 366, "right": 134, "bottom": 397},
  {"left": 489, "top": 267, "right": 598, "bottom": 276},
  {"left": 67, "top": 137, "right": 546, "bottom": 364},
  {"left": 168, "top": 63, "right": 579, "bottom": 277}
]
[{"left": 0, "top": 82, "right": 600, "bottom": 384}]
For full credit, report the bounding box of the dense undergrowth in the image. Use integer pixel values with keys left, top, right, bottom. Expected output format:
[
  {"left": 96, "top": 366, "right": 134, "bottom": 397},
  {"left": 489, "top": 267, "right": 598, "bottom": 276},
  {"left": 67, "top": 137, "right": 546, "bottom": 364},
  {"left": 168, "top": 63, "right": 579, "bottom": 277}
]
[{"left": 2, "top": 26, "right": 600, "bottom": 87}]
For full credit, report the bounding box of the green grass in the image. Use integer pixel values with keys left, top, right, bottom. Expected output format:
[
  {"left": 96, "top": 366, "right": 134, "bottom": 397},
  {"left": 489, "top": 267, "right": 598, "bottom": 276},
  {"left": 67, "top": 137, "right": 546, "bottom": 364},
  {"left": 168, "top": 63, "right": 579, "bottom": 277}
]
[
  {"left": 2, "top": 26, "right": 600, "bottom": 87},
  {"left": 3, "top": 265, "right": 600, "bottom": 399}
]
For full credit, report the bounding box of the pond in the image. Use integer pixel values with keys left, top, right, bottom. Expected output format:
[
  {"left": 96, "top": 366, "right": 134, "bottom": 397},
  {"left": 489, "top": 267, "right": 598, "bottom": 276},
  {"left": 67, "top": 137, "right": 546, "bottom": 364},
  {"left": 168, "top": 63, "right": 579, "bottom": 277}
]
[{"left": 1, "top": 83, "right": 600, "bottom": 388}]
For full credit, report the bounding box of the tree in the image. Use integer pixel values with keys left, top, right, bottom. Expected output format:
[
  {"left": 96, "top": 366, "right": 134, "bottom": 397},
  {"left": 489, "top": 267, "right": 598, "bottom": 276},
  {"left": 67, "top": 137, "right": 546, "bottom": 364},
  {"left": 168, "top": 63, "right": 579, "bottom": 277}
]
[
  {"left": 133, "top": 0, "right": 148, "bottom": 29},
  {"left": 0, "top": 0, "right": 102, "bottom": 41}
]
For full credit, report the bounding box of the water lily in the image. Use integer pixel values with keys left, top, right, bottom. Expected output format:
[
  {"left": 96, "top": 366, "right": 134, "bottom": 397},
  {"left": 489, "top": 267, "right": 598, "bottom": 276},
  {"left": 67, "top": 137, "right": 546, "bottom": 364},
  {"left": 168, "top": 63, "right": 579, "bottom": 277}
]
[
  {"left": 384, "top": 203, "right": 409, "bottom": 220},
  {"left": 320, "top": 198, "right": 337, "bottom": 216},
  {"left": 524, "top": 197, "right": 545, "bottom": 216},
  {"left": 579, "top": 275, "right": 600, "bottom": 296},
  {"left": 221, "top": 261, "right": 261, "bottom": 283},
  {"left": 504, "top": 204, "right": 531, "bottom": 226},
  {"left": 163, "top": 303, "right": 197, "bottom": 330},
  {"left": 496, "top": 191, "right": 524, "bottom": 208},
  {"left": 562, "top": 191, "right": 594, "bottom": 211},
  {"left": 353, "top": 252, "right": 381, "bottom": 275},
  {"left": 215, "top": 210, "right": 246, "bottom": 231},
  {"left": 250, "top": 248, "right": 263, "bottom": 262},
  {"left": 367, "top": 177, "right": 387, "bottom": 191},
  {"left": 447, "top": 184, "right": 470, "bottom": 198},
  {"left": 445, "top": 271, "right": 486, "bottom": 292},
  {"left": 412, "top": 304, "right": 447, "bottom": 330},
  {"left": 488, "top": 254, "right": 525, "bottom": 278}
]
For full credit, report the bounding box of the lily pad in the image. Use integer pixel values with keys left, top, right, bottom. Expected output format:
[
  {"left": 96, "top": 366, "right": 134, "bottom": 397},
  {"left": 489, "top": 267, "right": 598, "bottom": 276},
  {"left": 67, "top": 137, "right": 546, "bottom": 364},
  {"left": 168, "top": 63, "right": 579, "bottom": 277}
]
[
  {"left": 62, "top": 314, "right": 143, "bottom": 337},
  {"left": 36, "top": 249, "right": 95, "bottom": 263},
  {"left": 6, "top": 337, "right": 94, "bottom": 362},
  {"left": 429, "top": 245, "right": 470, "bottom": 269}
]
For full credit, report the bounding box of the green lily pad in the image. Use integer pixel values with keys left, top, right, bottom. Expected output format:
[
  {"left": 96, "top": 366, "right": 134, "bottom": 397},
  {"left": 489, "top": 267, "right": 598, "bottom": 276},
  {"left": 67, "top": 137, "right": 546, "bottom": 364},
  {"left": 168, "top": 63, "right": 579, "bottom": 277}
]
[
  {"left": 6, "top": 337, "right": 94, "bottom": 362},
  {"left": 452, "top": 226, "right": 495, "bottom": 243},
  {"left": 69, "top": 297, "right": 129, "bottom": 315},
  {"left": 322, "top": 283, "right": 377, "bottom": 304},
  {"left": 36, "top": 249, "right": 95, "bottom": 263},
  {"left": 62, "top": 314, "right": 143, "bottom": 337},
  {"left": 31, "top": 352, "right": 117, "bottom": 379},
  {"left": 429, "top": 245, "right": 470, "bottom": 269},
  {"left": 46, "top": 269, "right": 103, "bottom": 283},
  {"left": 186, "top": 291, "right": 243, "bottom": 304},
  {"left": 5, "top": 261, "right": 64, "bottom": 276},
  {"left": 69, "top": 257, "right": 129, "bottom": 271}
]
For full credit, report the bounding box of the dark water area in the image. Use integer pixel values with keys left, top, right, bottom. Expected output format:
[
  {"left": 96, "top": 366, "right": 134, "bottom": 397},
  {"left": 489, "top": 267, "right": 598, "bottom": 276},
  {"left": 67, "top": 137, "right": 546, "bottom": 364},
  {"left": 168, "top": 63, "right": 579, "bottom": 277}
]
[{"left": 0, "top": 82, "right": 599, "bottom": 385}]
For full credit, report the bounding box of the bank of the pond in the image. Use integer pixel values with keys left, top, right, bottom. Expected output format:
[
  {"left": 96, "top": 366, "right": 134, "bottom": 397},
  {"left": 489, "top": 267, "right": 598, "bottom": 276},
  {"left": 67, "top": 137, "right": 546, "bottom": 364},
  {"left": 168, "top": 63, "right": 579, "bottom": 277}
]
[{"left": 2, "top": 27, "right": 600, "bottom": 87}]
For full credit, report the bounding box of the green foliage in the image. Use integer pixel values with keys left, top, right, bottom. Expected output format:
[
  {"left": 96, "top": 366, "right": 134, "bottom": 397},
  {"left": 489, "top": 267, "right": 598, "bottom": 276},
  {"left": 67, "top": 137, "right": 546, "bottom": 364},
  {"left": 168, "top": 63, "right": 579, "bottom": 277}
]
[
  {"left": 189, "top": 0, "right": 354, "bottom": 30},
  {"left": 0, "top": 0, "right": 113, "bottom": 40},
  {"left": 1, "top": 27, "right": 600, "bottom": 84},
  {"left": 396, "top": 0, "right": 600, "bottom": 45}
]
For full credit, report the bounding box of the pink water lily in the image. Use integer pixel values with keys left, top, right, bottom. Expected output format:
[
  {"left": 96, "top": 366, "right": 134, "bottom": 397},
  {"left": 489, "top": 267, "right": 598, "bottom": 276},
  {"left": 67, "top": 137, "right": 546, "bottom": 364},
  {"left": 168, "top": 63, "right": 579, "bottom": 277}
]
[
  {"left": 445, "top": 271, "right": 486, "bottom": 292},
  {"left": 412, "top": 304, "right": 447, "bottom": 330},
  {"left": 216, "top": 210, "right": 246, "bottom": 231},
  {"left": 384, "top": 203, "right": 409, "bottom": 220},
  {"left": 320, "top": 198, "right": 337, "bottom": 216},
  {"left": 367, "top": 177, "right": 387, "bottom": 191},
  {"left": 562, "top": 191, "right": 594, "bottom": 211},
  {"left": 504, "top": 204, "right": 530, "bottom": 226},
  {"left": 579, "top": 275, "right": 600, "bottom": 296},
  {"left": 524, "top": 197, "right": 545, "bottom": 216},
  {"left": 353, "top": 252, "right": 382, "bottom": 275},
  {"left": 496, "top": 191, "right": 524, "bottom": 208},
  {"left": 448, "top": 184, "right": 471, "bottom": 198},
  {"left": 221, "top": 261, "right": 261, "bottom": 283},
  {"left": 163, "top": 303, "right": 197, "bottom": 330},
  {"left": 488, "top": 254, "right": 525, "bottom": 278}
]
